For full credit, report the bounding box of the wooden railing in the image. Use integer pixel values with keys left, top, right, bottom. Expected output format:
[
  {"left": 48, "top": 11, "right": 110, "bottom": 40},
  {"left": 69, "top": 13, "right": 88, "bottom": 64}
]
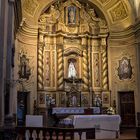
[
  {"left": 16, "top": 126, "right": 95, "bottom": 140},
  {"left": 0, "top": 127, "right": 17, "bottom": 140}
]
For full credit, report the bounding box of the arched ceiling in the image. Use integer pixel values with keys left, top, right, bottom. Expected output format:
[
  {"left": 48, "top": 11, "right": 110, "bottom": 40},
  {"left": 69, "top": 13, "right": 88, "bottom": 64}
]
[{"left": 21, "top": 0, "right": 135, "bottom": 32}]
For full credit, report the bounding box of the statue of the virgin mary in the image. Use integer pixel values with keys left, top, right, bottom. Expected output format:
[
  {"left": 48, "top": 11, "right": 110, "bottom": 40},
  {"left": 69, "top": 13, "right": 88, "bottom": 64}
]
[{"left": 68, "top": 62, "right": 77, "bottom": 78}]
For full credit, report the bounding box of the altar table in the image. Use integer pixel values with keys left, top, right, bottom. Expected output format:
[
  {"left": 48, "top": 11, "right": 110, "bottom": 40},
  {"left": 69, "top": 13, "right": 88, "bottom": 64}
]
[
  {"left": 73, "top": 115, "right": 121, "bottom": 139},
  {"left": 52, "top": 107, "right": 100, "bottom": 115}
]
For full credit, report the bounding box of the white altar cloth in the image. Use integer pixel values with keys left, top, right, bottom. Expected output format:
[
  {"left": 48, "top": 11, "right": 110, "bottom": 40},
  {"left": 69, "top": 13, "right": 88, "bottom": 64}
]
[
  {"left": 52, "top": 107, "right": 100, "bottom": 114},
  {"left": 52, "top": 107, "right": 85, "bottom": 114},
  {"left": 73, "top": 115, "right": 121, "bottom": 139},
  {"left": 26, "top": 115, "right": 43, "bottom": 127}
]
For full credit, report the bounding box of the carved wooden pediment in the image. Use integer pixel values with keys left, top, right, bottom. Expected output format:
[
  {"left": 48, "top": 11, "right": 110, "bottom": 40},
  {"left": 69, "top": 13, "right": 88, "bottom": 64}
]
[{"left": 64, "top": 47, "right": 83, "bottom": 56}]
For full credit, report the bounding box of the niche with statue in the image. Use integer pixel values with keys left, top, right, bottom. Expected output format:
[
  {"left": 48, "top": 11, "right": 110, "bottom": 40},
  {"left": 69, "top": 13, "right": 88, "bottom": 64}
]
[{"left": 18, "top": 53, "right": 31, "bottom": 80}]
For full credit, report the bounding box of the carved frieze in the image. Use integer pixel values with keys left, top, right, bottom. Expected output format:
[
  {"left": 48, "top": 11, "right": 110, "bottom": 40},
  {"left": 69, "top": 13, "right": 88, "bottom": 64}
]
[
  {"left": 23, "top": 0, "right": 39, "bottom": 17},
  {"left": 66, "top": 26, "right": 78, "bottom": 33},
  {"left": 64, "top": 38, "right": 80, "bottom": 45},
  {"left": 64, "top": 47, "right": 83, "bottom": 57},
  {"left": 93, "top": 53, "right": 100, "bottom": 87},
  {"left": 52, "top": 51, "right": 56, "bottom": 87},
  {"left": 44, "top": 51, "right": 50, "bottom": 87},
  {"left": 109, "top": 1, "right": 128, "bottom": 22}
]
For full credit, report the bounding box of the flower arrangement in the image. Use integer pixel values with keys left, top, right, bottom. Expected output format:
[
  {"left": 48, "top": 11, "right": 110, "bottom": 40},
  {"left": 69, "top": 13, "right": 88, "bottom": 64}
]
[{"left": 106, "top": 107, "right": 115, "bottom": 115}]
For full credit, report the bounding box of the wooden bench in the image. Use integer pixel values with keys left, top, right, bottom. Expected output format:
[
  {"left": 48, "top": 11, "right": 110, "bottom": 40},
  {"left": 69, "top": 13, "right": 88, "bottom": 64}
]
[{"left": 16, "top": 126, "right": 95, "bottom": 140}]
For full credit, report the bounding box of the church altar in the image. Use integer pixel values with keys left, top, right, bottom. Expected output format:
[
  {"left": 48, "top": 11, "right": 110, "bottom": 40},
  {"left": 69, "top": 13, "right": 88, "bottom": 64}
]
[
  {"left": 73, "top": 115, "right": 121, "bottom": 139},
  {"left": 52, "top": 107, "right": 100, "bottom": 115}
]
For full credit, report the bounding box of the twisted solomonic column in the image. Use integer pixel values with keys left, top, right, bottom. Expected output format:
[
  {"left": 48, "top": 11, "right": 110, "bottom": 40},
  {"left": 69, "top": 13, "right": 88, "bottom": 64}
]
[
  {"left": 37, "top": 42, "right": 44, "bottom": 90},
  {"left": 82, "top": 49, "right": 89, "bottom": 90},
  {"left": 88, "top": 45, "right": 92, "bottom": 87},
  {"left": 101, "top": 38, "right": 108, "bottom": 90},
  {"left": 57, "top": 48, "right": 64, "bottom": 89}
]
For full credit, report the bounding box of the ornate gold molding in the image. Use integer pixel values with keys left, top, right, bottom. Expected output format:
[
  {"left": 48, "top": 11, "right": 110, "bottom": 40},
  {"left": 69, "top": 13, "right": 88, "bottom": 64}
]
[
  {"left": 93, "top": 53, "right": 100, "bottom": 87},
  {"left": 23, "top": 0, "right": 39, "bottom": 17},
  {"left": 98, "top": 0, "right": 111, "bottom": 5},
  {"left": 63, "top": 0, "right": 82, "bottom": 9},
  {"left": 109, "top": 1, "right": 128, "bottom": 22}
]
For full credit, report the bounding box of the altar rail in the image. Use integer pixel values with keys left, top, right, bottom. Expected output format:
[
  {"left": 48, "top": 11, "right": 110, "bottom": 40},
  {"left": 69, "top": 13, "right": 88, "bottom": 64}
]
[{"left": 16, "top": 126, "right": 95, "bottom": 140}]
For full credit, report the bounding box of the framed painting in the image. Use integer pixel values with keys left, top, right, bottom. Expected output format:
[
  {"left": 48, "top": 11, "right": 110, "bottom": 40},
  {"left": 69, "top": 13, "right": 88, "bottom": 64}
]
[
  {"left": 81, "top": 93, "right": 89, "bottom": 107},
  {"left": 46, "top": 93, "right": 56, "bottom": 107},
  {"left": 59, "top": 92, "right": 66, "bottom": 107},
  {"left": 65, "top": 5, "right": 79, "bottom": 26},
  {"left": 39, "top": 93, "right": 45, "bottom": 105},
  {"left": 68, "top": 6, "right": 76, "bottom": 24},
  {"left": 117, "top": 57, "right": 132, "bottom": 80},
  {"left": 102, "top": 91, "right": 110, "bottom": 107}
]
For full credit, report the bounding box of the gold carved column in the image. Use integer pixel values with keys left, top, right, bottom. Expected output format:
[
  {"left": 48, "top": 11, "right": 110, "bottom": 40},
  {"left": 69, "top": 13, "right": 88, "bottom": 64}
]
[
  {"left": 88, "top": 38, "right": 92, "bottom": 88},
  {"left": 57, "top": 45, "right": 64, "bottom": 90},
  {"left": 82, "top": 38, "right": 89, "bottom": 90},
  {"left": 101, "top": 37, "right": 108, "bottom": 90},
  {"left": 37, "top": 34, "right": 44, "bottom": 90},
  {"left": 92, "top": 39, "right": 101, "bottom": 89}
]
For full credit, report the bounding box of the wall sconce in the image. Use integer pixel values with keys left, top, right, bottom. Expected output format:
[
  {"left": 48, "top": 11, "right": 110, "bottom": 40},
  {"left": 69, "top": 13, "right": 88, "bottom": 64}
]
[{"left": 18, "top": 54, "right": 31, "bottom": 80}]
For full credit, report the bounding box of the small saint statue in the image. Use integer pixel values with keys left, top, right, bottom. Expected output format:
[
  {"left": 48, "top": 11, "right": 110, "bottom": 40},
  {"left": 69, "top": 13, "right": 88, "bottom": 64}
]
[
  {"left": 94, "top": 95, "right": 102, "bottom": 107},
  {"left": 69, "top": 9, "right": 74, "bottom": 23},
  {"left": 68, "top": 6, "right": 76, "bottom": 24},
  {"left": 71, "top": 95, "right": 77, "bottom": 106},
  {"left": 68, "top": 62, "right": 77, "bottom": 78},
  {"left": 19, "top": 54, "right": 31, "bottom": 80}
]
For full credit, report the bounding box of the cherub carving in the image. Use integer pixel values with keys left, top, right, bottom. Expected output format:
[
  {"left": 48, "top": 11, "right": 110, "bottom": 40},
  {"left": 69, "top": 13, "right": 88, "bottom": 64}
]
[{"left": 39, "top": 5, "right": 60, "bottom": 24}]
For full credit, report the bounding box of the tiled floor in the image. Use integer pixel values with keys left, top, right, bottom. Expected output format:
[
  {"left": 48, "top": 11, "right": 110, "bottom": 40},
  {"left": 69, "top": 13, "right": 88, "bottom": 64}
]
[{"left": 119, "top": 128, "right": 137, "bottom": 140}]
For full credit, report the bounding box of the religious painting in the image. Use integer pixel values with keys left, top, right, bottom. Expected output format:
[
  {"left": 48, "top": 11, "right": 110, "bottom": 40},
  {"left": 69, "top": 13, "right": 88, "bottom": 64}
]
[
  {"left": 68, "top": 6, "right": 76, "bottom": 24},
  {"left": 93, "top": 94, "right": 102, "bottom": 107},
  {"left": 46, "top": 93, "right": 56, "bottom": 107},
  {"left": 18, "top": 54, "right": 31, "bottom": 80},
  {"left": 93, "top": 53, "right": 100, "bottom": 87},
  {"left": 117, "top": 57, "right": 132, "bottom": 80},
  {"left": 102, "top": 91, "right": 110, "bottom": 107},
  {"left": 59, "top": 93, "right": 66, "bottom": 107},
  {"left": 39, "top": 93, "right": 45, "bottom": 105},
  {"left": 81, "top": 93, "right": 89, "bottom": 107}
]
